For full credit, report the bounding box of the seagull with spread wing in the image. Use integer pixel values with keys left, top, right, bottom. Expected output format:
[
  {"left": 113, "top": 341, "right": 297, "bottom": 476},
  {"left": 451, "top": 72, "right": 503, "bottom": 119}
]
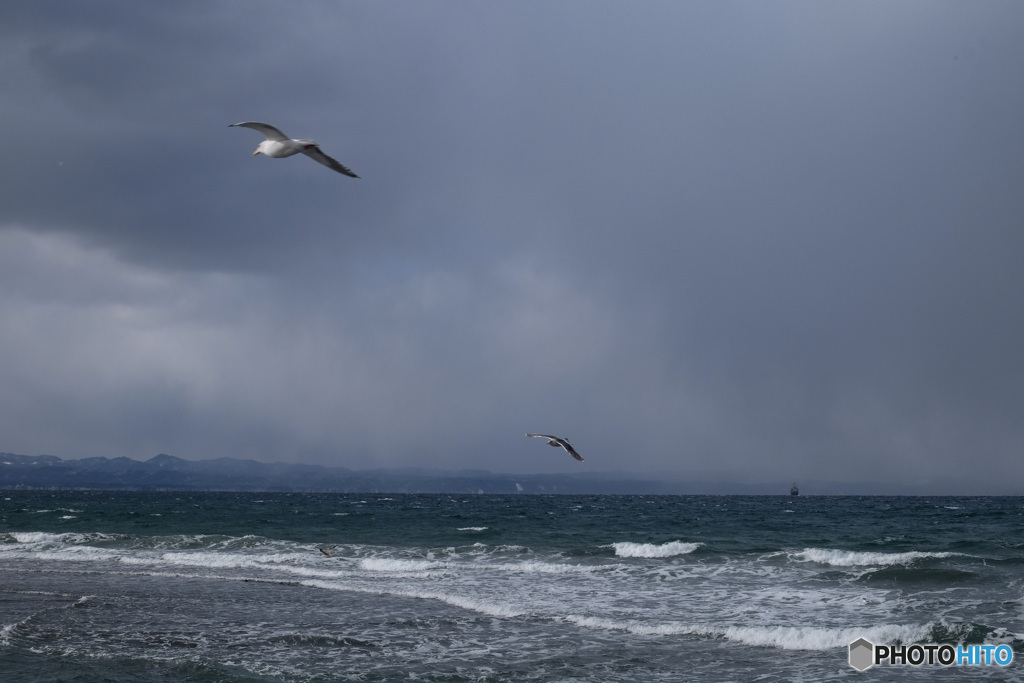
[
  {"left": 526, "top": 433, "right": 584, "bottom": 462},
  {"left": 230, "top": 121, "right": 359, "bottom": 178}
]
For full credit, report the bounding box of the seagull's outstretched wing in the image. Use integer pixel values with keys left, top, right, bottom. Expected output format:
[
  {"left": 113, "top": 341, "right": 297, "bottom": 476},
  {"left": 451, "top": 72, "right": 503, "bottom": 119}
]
[
  {"left": 229, "top": 121, "right": 289, "bottom": 141},
  {"left": 302, "top": 144, "right": 360, "bottom": 178},
  {"left": 526, "top": 433, "right": 584, "bottom": 461},
  {"left": 559, "top": 441, "right": 584, "bottom": 462}
]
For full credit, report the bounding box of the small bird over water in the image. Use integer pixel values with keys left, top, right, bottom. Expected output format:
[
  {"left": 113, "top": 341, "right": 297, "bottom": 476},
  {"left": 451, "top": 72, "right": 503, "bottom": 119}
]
[
  {"left": 318, "top": 546, "right": 337, "bottom": 557},
  {"left": 526, "top": 433, "right": 584, "bottom": 461},
  {"left": 229, "top": 121, "right": 359, "bottom": 177}
]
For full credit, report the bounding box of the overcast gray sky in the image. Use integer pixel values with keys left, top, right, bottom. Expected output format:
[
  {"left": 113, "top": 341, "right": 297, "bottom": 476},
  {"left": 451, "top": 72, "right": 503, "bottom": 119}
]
[{"left": 1, "top": 2, "right": 1022, "bottom": 490}]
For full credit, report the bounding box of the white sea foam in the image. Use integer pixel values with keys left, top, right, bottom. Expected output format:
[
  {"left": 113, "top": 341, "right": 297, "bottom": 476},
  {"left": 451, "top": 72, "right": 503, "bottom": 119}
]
[
  {"left": 567, "top": 616, "right": 932, "bottom": 650},
  {"left": 488, "top": 560, "right": 604, "bottom": 575},
  {"left": 413, "top": 590, "right": 525, "bottom": 617},
  {"left": 118, "top": 550, "right": 308, "bottom": 572},
  {"left": 716, "top": 623, "right": 932, "bottom": 650},
  {"left": 10, "top": 545, "right": 123, "bottom": 564},
  {"left": 985, "top": 627, "right": 1022, "bottom": 645},
  {"left": 491, "top": 545, "right": 527, "bottom": 553},
  {"left": 117, "top": 561, "right": 350, "bottom": 585},
  {"left": 151, "top": 534, "right": 227, "bottom": 550},
  {"left": 611, "top": 541, "right": 702, "bottom": 558},
  {"left": 9, "top": 531, "right": 119, "bottom": 546},
  {"left": 300, "top": 578, "right": 525, "bottom": 618},
  {"left": 357, "top": 558, "right": 444, "bottom": 573},
  {"left": 457, "top": 527, "right": 488, "bottom": 532},
  {"left": 201, "top": 550, "right": 302, "bottom": 566},
  {"left": 0, "top": 605, "right": 63, "bottom": 646},
  {"left": 10, "top": 531, "right": 70, "bottom": 544},
  {"left": 793, "top": 548, "right": 958, "bottom": 567}
]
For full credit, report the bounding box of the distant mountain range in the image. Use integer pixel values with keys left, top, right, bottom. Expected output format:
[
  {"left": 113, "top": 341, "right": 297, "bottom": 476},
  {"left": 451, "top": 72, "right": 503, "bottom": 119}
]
[
  {"left": 0, "top": 452, "right": 998, "bottom": 495},
  {"left": 0, "top": 452, "right": 794, "bottom": 495}
]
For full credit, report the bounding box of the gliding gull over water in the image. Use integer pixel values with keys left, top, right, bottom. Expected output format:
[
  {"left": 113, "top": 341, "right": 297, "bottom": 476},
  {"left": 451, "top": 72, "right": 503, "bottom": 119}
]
[
  {"left": 230, "top": 122, "right": 359, "bottom": 178},
  {"left": 526, "top": 434, "right": 584, "bottom": 461}
]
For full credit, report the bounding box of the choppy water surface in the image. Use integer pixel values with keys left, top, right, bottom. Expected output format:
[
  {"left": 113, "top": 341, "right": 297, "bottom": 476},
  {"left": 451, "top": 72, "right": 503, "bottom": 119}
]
[{"left": 2, "top": 492, "right": 1022, "bottom": 681}]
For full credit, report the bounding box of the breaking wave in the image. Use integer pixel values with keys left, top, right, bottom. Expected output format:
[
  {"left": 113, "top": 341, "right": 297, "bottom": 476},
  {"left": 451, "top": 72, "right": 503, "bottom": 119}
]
[
  {"left": 567, "top": 616, "right": 932, "bottom": 650},
  {"left": 610, "top": 541, "right": 702, "bottom": 558},
  {"left": 793, "top": 548, "right": 958, "bottom": 567}
]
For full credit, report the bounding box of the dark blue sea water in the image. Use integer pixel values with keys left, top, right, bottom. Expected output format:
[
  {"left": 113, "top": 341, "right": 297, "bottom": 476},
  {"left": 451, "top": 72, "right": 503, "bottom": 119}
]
[{"left": 2, "top": 492, "right": 1022, "bottom": 681}]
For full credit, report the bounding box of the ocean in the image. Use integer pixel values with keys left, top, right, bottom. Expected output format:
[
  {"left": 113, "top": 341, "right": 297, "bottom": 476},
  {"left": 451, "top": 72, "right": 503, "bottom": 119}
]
[{"left": 1, "top": 492, "right": 1022, "bottom": 681}]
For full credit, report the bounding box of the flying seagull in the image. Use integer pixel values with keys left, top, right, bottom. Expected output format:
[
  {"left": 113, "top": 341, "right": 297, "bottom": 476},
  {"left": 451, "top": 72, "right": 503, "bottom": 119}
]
[
  {"left": 318, "top": 546, "right": 337, "bottom": 557},
  {"left": 229, "top": 121, "right": 359, "bottom": 178},
  {"left": 526, "top": 433, "right": 584, "bottom": 461}
]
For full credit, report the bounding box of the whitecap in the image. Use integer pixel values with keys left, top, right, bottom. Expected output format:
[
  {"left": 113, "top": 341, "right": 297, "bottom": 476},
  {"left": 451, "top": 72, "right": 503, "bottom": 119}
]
[
  {"left": 357, "top": 557, "right": 444, "bottom": 573},
  {"left": 9, "top": 531, "right": 119, "bottom": 546},
  {"left": 31, "top": 546, "right": 125, "bottom": 563},
  {"left": 717, "top": 623, "right": 934, "bottom": 650},
  {"left": 120, "top": 550, "right": 307, "bottom": 571},
  {"left": 487, "top": 560, "right": 604, "bottom": 575},
  {"left": 11, "top": 531, "right": 67, "bottom": 544},
  {"left": 567, "top": 615, "right": 932, "bottom": 650},
  {"left": 610, "top": 541, "right": 703, "bottom": 558},
  {"left": 0, "top": 620, "right": 21, "bottom": 646},
  {"left": 412, "top": 590, "right": 525, "bottom": 618},
  {"left": 793, "top": 548, "right": 958, "bottom": 567}
]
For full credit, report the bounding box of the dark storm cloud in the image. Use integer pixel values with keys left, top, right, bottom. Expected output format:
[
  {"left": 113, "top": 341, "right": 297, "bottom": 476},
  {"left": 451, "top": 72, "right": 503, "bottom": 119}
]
[{"left": 1, "top": 2, "right": 1023, "bottom": 490}]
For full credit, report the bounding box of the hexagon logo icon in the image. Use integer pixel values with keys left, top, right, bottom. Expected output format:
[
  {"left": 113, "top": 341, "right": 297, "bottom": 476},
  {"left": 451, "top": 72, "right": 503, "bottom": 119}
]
[{"left": 849, "top": 638, "right": 874, "bottom": 671}]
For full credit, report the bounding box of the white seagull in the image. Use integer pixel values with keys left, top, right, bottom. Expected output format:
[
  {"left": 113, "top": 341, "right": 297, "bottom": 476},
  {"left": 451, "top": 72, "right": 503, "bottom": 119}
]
[
  {"left": 526, "top": 433, "right": 584, "bottom": 462},
  {"left": 229, "top": 121, "right": 359, "bottom": 178}
]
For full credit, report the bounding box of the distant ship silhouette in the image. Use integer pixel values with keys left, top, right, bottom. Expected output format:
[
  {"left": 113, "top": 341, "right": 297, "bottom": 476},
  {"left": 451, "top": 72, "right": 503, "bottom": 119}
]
[{"left": 790, "top": 483, "right": 799, "bottom": 496}]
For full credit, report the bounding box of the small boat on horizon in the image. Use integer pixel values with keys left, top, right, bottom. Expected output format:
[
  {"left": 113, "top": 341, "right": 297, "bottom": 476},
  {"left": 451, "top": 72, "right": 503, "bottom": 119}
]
[{"left": 790, "top": 483, "right": 799, "bottom": 496}]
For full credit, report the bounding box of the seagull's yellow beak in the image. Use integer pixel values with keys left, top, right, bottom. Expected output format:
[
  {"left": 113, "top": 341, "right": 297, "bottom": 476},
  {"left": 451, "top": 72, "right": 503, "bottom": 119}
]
[{"left": 252, "top": 150, "right": 261, "bottom": 156}]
